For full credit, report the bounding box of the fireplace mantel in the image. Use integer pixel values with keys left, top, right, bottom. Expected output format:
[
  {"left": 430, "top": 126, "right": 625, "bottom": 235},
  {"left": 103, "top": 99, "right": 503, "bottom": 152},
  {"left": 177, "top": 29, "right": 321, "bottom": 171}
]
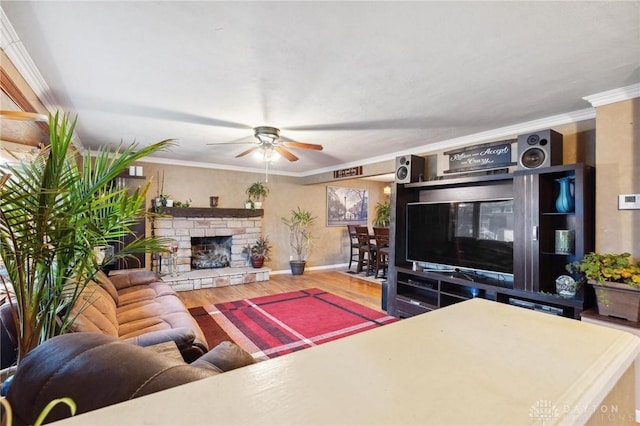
[{"left": 155, "top": 207, "right": 264, "bottom": 218}]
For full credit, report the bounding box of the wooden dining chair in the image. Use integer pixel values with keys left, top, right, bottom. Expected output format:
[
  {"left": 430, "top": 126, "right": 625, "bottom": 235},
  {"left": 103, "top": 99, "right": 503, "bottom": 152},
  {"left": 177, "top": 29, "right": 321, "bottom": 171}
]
[
  {"left": 355, "top": 226, "right": 377, "bottom": 276},
  {"left": 347, "top": 225, "right": 360, "bottom": 270},
  {"left": 373, "top": 227, "right": 390, "bottom": 279}
]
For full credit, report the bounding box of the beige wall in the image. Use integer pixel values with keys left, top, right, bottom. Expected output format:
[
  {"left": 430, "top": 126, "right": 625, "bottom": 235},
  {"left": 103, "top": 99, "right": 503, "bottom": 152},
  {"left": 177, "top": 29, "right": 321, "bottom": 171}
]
[
  {"left": 594, "top": 98, "right": 640, "bottom": 260},
  {"left": 139, "top": 162, "right": 388, "bottom": 272}
]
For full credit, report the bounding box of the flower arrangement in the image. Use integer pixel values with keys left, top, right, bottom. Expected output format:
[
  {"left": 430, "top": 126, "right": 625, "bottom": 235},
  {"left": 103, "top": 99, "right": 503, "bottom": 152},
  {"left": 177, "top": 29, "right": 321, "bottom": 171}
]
[{"left": 566, "top": 252, "right": 640, "bottom": 287}]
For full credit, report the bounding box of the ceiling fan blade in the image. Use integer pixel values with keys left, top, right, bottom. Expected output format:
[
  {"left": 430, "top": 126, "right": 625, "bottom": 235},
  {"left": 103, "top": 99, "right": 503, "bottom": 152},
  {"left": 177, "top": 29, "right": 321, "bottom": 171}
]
[
  {"left": 0, "top": 111, "right": 48, "bottom": 122},
  {"left": 236, "top": 147, "right": 260, "bottom": 158},
  {"left": 207, "top": 135, "right": 256, "bottom": 146},
  {"left": 274, "top": 146, "right": 299, "bottom": 162},
  {"left": 281, "top": 138, "right": 323, "bottom": 151}
]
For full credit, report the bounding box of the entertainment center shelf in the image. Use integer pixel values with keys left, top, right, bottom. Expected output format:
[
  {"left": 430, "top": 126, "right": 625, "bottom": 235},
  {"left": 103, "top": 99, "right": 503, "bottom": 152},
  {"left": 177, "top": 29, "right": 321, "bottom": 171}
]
[
  {"left": 395, "top": 267, "right": 590, "bottom": 319},
  {"left": 388, "top": 162, "right": 595, "bottom": 321}
]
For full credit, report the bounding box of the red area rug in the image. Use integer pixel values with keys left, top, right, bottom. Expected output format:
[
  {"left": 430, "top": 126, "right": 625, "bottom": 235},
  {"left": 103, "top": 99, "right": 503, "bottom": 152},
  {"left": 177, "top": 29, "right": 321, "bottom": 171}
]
[{"left": 189, "top": 288, "right": 398, "bottom": 361}]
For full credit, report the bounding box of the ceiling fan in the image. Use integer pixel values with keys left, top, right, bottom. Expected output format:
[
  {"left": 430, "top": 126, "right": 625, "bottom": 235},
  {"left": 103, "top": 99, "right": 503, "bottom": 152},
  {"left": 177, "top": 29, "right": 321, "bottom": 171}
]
[
  {"left": 0, "top": 111, "right": 48, "bottom": 122},
  {"left": 208, "top": 126, "right": 323, "bottom": 162}
]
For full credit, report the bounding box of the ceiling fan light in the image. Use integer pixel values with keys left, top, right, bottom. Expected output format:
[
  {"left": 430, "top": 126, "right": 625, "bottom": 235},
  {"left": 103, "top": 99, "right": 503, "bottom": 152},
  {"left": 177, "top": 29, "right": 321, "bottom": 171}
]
[
  {"left": 254, "top": 146, "right": 279, "bottom": 163},
  {"left": 257, "top": 134, "right": 277, "bottom": 144}
]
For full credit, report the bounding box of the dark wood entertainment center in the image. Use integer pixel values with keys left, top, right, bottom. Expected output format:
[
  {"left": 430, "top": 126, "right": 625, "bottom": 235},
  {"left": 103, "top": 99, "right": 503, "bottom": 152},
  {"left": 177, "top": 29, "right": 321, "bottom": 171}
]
[{"left": 388, "top": 163, "right": 595, "bottom": 320}]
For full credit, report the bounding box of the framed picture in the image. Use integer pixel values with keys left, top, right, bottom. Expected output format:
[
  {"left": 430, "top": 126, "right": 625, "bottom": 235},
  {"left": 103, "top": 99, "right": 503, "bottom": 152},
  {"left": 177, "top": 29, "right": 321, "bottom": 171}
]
[{"left": 326, "top": 186, "right": 368, "bottom": 226}]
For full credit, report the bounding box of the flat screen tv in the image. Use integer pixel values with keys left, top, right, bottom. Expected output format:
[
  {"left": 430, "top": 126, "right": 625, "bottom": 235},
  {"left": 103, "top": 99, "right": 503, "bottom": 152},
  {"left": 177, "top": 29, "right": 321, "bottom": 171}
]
[{"left": 406, "top": 199, "right": 514, "bottom": 276}]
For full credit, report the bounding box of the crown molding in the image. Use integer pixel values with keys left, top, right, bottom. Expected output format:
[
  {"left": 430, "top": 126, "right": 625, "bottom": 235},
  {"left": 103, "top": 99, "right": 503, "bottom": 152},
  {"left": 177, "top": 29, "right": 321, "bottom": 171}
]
[
  {"left": 583, "top": 83, "right": 640, "bottom": 107},
  {"left": 90, "top": 150, "right": 299, "bottom": 178}
]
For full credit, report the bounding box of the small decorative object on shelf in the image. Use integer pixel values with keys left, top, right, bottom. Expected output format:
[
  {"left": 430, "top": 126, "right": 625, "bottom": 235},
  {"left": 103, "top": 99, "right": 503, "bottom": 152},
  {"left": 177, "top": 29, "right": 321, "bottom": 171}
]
[
  {"left": 555, "top": 176, "right": 575, "bottom": 213},
  {"left": 210, "top": 196, "right": 219, "bottom": 207},
  {"left": 555, "top": 230, "right": 574, "bottom": 254},
  {"left": 555, "top": 275, "right": 577, "bottom": 298}
]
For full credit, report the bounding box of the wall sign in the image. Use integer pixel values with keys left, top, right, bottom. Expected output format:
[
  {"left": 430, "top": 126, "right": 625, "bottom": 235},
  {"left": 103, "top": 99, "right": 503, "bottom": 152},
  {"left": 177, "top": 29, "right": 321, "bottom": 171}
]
[
  {"left": 443, "top": 140, "right": 516, "bottom": 174},
  {"left": 333, "top": 166, "right": 363, "bottom": 179}
]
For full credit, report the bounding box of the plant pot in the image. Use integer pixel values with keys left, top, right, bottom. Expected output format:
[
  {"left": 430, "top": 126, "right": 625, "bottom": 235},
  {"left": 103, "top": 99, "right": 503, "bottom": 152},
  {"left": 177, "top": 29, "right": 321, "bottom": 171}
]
[
  {"left": 251, "top": 256, "right": 265, "bottom": 268},
  {"left": 591, "top": 280, "right": 640, "bottom": 322},
  {"left": 290, "top": 260, "right": 306, "bottom": 275}
]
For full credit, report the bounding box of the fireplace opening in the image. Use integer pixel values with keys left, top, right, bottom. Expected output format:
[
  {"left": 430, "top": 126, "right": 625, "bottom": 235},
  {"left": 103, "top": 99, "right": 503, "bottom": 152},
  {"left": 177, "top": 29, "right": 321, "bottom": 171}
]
[{"left": 191, "top": 236, "right": 232, "bottom": 269}]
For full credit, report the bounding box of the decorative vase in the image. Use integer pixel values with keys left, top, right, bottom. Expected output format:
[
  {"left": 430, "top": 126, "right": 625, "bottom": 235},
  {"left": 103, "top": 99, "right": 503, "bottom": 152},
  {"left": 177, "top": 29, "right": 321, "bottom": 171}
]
[{"left": 555, "top": 176, "right": 575, "bottom": 213}]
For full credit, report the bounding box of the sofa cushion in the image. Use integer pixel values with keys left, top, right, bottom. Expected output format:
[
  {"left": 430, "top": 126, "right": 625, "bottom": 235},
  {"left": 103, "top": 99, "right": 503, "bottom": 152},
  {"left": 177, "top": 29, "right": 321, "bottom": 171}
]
[
  {"left": 68, "top": 283, "right": 118, "bottom": 337},
  {"left": 116, "top": 294, "right": 206, "bottom": 345},
  {"left": 117, "top": 281, "right": 177, "bottom": 306},
  {"left": 95, "top": 270, "right": 119, "bottom": 305},
  {"left": 109, "top": 270, "right": 158, "bottom": 290}
]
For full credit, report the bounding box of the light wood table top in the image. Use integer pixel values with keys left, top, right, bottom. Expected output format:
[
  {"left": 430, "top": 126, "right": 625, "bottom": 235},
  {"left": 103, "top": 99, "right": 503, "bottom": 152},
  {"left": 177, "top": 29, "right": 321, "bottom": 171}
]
[{"left": 55, "top": 298, "right": 640, "bottom": 425}]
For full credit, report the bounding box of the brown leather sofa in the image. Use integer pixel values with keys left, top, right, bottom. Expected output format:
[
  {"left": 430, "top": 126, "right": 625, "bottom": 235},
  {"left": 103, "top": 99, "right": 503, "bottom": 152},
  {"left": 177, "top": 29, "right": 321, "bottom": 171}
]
[
  {"left": 69, "top": 270, "right": 208, "bottom": 362},
  {"left": 5, "top": 332, "right": 255, "bottom": 425}
]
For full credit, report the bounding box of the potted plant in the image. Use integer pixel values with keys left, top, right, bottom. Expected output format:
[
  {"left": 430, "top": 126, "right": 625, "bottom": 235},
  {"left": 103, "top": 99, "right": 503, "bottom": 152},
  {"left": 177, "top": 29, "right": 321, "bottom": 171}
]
[
  {"left": 281, "top": 207, "right": 316, "bottom": 275},
  {"left": 246, "top": 181, "right": 269, "bottom": 209},
  {"left": 567, "top": 252, "right": 640, "bottom": 321},
  {"left": 0, "top": 112, "right": 173, "bottom": 364},
  {"left": 246, "top": 236, "right": 272, "bottom": 268},
  {"left": 373, "top": 201, "right": 391, "bottom": 227}
]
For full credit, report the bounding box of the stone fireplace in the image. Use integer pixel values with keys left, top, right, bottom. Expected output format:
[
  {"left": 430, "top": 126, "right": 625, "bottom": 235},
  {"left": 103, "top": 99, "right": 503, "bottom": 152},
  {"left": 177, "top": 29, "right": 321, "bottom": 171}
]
[{"left": 151, "top": 207, "right": 268, "bottom": 291}]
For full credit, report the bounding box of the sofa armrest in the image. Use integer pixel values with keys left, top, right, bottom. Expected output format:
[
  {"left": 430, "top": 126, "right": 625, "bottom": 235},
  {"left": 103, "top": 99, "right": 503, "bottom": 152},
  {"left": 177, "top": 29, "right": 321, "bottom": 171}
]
[
  {"left": 109, "top": 270, "right": 159, "bottom": 290},
  {"left": 191, "top": 341, "right": 256, "bottom": 372},
  {"left": 124, "top": 327, "right": 196, "bottom": 351}
]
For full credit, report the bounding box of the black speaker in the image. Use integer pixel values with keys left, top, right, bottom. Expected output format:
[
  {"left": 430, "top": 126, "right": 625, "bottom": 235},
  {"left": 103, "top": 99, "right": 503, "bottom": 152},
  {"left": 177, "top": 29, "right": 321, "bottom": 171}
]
[
  {"left": 517, "top": 129, "right": 563, "bottom": 170},
  {"left": 395, "top": 155, "right": 425, "bottom": 183}
]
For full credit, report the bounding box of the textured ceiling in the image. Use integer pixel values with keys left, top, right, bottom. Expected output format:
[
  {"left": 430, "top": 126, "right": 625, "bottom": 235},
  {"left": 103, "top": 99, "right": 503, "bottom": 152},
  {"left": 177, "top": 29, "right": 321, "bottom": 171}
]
[{"left": 1, "top": 1, "right": 639, "bottom": 176}]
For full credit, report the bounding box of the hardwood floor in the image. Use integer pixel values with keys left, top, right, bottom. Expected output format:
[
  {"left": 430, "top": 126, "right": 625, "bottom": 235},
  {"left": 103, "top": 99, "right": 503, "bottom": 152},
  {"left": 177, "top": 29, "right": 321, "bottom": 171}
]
[{"left": 177, "top": 269, "right": 383, "bottom": 311}]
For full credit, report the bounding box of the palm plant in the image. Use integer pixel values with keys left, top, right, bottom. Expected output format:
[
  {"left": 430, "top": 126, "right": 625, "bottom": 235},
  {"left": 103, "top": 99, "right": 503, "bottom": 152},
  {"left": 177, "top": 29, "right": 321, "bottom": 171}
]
[
  {"left": 281, "top": 207, "right": 316, "bottom": 261},
  {"left": 373, "top": 201, "right": 391, "bottom": 227},
  {"left": 0, "top": 112, "right": 174, "bottom": 363}
]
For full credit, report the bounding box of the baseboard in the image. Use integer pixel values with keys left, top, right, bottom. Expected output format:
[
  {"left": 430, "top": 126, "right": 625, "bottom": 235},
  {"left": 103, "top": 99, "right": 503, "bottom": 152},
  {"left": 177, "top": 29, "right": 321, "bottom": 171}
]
[{"left": 270, "top": 263, "right": 348, "bottom": 275}]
